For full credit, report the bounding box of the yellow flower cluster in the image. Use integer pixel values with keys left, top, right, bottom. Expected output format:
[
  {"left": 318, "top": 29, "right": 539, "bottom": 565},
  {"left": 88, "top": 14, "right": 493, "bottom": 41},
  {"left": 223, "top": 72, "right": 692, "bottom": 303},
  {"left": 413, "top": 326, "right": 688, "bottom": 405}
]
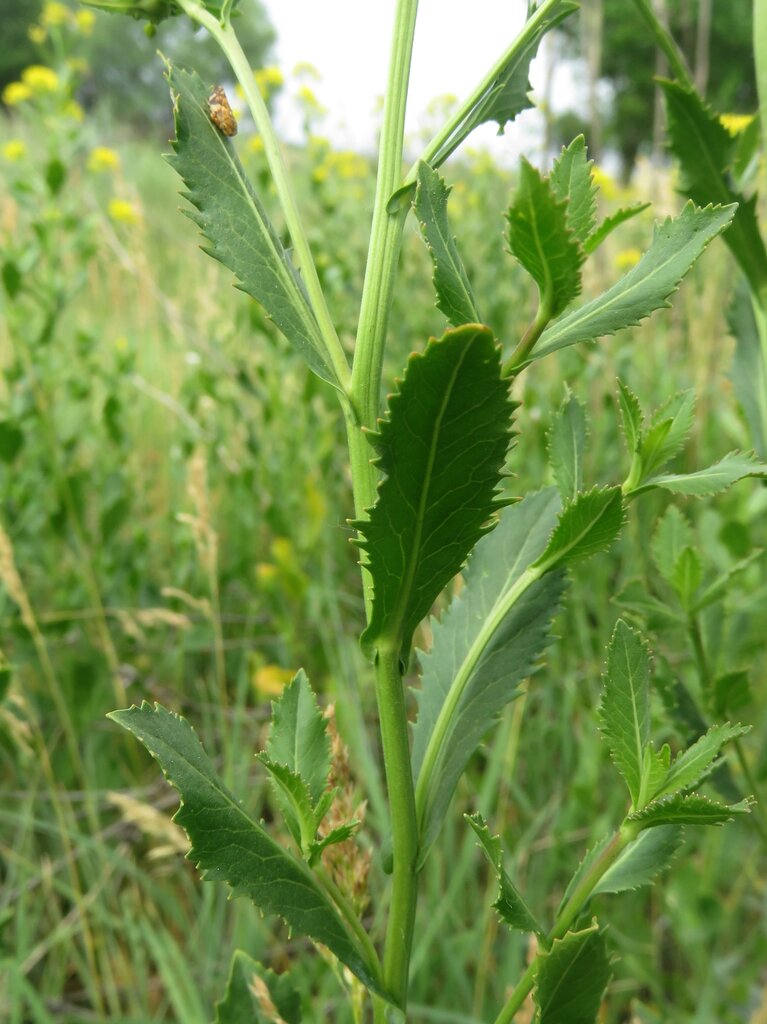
[
  {"left": 312, "top": 148, "right": 370, "bottom": 184},
  {"left": 2, "top": 140, "right": 27, "bottom": 162},
  {"left": 591, "top": 165, "right": 618, "bottom": 202},
  {"left": 28, "top": 4, "right": 95, "bottom": 43},
  {"left": 88, "top": 146, "right": 120, "bottom": 172},
  {"left": 41, "top": 1, "right": 71, "bottom": 25},
  {"left": 108, "top": 198, "right": 140, "bottom": 225},
  {"left": 2, "top": 64, "right": 62, "bottom": 105},
  {"left": 615, "top": 247, "right": 642, "bottom": 270},
  {"left": 254, "top": 66, "right": 284, "bottom": 99},
  {"left": 719, "top": 113, "right": 755, "bottom": 136},
  {"left": 296, "top": 84, "right": 324, "bottom": 114}
]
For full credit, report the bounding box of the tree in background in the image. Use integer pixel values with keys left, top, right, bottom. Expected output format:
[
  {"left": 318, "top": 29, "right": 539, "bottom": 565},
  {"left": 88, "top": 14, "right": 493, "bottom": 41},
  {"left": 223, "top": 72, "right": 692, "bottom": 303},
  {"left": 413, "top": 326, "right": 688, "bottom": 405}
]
[
  {"left": 0, "top": 0, "right": 274, "bottom": 129},
  {"left": 552, "top": 0, "right": 756, "bottom": 177}
]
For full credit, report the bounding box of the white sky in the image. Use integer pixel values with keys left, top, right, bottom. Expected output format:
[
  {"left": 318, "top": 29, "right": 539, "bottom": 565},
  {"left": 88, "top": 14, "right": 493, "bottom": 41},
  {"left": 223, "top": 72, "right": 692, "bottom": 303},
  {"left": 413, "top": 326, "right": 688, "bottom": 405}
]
[{"left": 258, "top": 0, "right": 571, "bottom": 161}]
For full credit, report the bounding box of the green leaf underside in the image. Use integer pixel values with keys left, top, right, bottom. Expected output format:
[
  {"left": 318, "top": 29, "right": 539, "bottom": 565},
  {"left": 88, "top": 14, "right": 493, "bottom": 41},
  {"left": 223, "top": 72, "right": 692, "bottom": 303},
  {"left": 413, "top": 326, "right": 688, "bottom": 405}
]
[
  {"left": 638, "top": 450, "right": 767, "bottom": 496},
  {"left": 628, "top": 793, "right": 752, "bottom": 829},
  {"left": 533, "top": 487, "right": 625, "bottom": 572},
  {"left": 617, "top": 380, "right": 643, "bottom": 454},
  {"left": 429, "top": 1, "right": 577, "bottom": 168},
  {"left": 548, "top": 391, "right": 587, "bottom": 502},
  {"left": 661, "top": 80, "right": 767, "bottom": 299},
  {"left": 598, "top": 620, "right": 650, "bottom": 806},
  {"left": 655, "top": 722, "right": 749, "bottom": 800},
  {"left": 165, "top": 64, "right": 336, "bottom": 386},
  {"left": 530, "top": 203, "right": 736, "bottom": 362},
  {"left": 651, "top": 506, "right": 693, "bottom": 585},
  {"left": 214, "top": 951, "right": 301, "bottom": 1024},
  {"left": 108, "top": 703, "right": 384, "bottom": 996},
  {"left": 534, "top": 925, "right": 611, "bottom": 1024},
  {"left": 414, "top": 163, "right": 480, "bottom": 326},
  {"left": 466, "top": 813, "right": 543, "bottom": 935},
  {"left": 549, "top": 135, "right": 597, "bottom": 244},
  {"left": 594, "top": 826, "right": 683, "bottom": 896},
  {"left": 507, "top": 159, "right": 584, "bottom": 318},
  {"left": 728, "top": 285, "right": 767, "bottom": 459},
  {"left": 412, "top": 489, "right": 565, "bottom": 861},
  {"left": 359, "top": 325, "right": 514, "bottom": 663},
  {"left": 584, "top": 203, "right": 650, "bottom": 254},
  {"left": 266, "top": 671, "right": 330, "bottom": 807}
]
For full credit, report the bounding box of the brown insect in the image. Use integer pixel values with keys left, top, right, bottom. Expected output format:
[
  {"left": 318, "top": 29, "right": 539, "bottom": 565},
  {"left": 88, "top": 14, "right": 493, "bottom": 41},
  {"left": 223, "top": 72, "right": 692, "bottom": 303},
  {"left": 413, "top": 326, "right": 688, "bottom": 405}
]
[{"left": 208, "top": 85, "right": 237, "bottom": 137}]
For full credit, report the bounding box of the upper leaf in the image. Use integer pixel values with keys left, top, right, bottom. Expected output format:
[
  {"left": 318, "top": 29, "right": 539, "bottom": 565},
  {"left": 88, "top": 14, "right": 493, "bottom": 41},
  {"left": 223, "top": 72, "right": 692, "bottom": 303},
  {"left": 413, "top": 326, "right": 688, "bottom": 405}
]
[
  {"left": 628, "top": 793, "right": 752, "bottom": 829},
  {"left": 548, "top": 389, "right": 587, "bottom": 502},
  {"left": 549, "top": 136, "right": 597, "bottom": 244},
  {"left": 466, "top": 813, "right": 544, "bottom": 936},
  {"left": 164, "top": 63, "right": 338, "bottom": 387},
  {"left": 108, "top": 703, "right": 385, "bottom": 996},
  {"left": 529, "top": 203, "right": 736, "bottom": 364},
  {"left": 661, "top": 80, "right": 767, "bottom": 300},
  {"left": 641, "top": 390, "right": 696, "bottom": 477},
  {"left": 507, "top": 159, "right": 584, "bottom": 319},
  {"left": 653, "top": 722, "right": 750, "bottom": 801},
  {"left": 592, "top": 825, "right": 683, "bottom": 896},
  {"left": 636, "top": 450, "right": 767, "bottom": 497},
  {"left": 414, "top": 162, "right": 480, "bottom": 327},
  {"left": 214, "top": 951, "right": 301, "bottom": 1024},
  {"left": 534, "top": 924, "right": 611, "bottom": 1024},
  {"left": 359, "top": 325, "right": 514, "bottom": 663},
  {"left": 266, "top": 670, "right": 330, "bottom": 808},
  {"left": 532, "top": 487, "right": 625, "bottom": 573},
  {"left": 412, "top": 489, "right": 565, "bottom": 862},
  {"left": 598, "top": 620, "right": 651, "bottom": 806}
]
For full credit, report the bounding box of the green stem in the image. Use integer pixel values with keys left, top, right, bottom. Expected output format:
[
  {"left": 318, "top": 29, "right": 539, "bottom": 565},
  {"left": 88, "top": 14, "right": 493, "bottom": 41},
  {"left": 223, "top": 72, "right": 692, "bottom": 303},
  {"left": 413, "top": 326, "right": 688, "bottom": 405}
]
[
  {"left": 177, "top": 0, "right": 350, "bottom": 389},
  {"left": 375, "top": 643, "right": 419, "bottom": 1009},
  {"left": 502, "top": 305, "right": 552, "bottom": 378},
  {"left": 492, "top": 824, "right": 635, "bottom": 1024},
  {"left": 756, "top": 0, "right": 767, "bottom": 201},
  {"left": 630, "top": 0, "right": 694, "bottom": 88}
]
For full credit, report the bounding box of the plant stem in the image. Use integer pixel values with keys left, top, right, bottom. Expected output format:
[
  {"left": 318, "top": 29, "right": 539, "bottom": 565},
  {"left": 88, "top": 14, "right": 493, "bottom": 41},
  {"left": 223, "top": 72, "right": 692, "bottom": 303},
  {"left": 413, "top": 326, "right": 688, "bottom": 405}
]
[
  {"left": 630, "top": 0, "right": 694, "bottom": 88},
  {"left": 492, "top": 825, "right": 634, "bottom": 1024},
  {"left": 375, "top": 643, "right": 419, "bottom": 1009},
  {"left": 178, "top": 0, "right": 350, "bottom": 390},
  {"left": 755, "top": 0, "right": 767, "bottom": 201}
]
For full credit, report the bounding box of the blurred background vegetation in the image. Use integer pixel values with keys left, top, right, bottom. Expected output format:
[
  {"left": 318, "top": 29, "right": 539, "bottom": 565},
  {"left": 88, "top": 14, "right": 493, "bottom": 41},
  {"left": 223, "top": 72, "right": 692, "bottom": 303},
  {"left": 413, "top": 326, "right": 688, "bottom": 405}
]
[{"left": 1, "top": 2, "right": 766, "bottom": 1023}]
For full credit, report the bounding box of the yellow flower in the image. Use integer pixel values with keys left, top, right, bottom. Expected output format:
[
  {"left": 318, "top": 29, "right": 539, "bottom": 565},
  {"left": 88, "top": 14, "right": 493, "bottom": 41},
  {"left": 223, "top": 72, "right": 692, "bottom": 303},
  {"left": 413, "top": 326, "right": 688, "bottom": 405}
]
[
  {"left": 592, "top": 165, "right": 618, "bottom": 201},
  {"left": 254, "top": 65, "right": 284, "bottom": 99},
  {"left": 246, "top": 135, "right": 264, "bottom": 154},
  {"left": 41, "top": 1, "right": 71, "bottom": 26},
  {"left": 292, "top": 61, "right": 320, "bottom": 81},
  {"left": 21, "top": 65, "right": 60, "bottom": 94},
  {"left": 252, "top": 664, "right": 294, "bottom": 699},
  {"left": 615, "top": 247, "right": 642, "bottom": 270},
  {"left": 2, "top": 140, "right": 27, "bottom": 162},
  {"left": 719, "top": 113, "right": 754, "bottom": 136},
  {"left": 108, "top": 198, "right": 140, "bottom": 224},
  {"left": 74, "top": 9, "right": 96, "bottom": 34},
  {"left": 64, "top": 100, "right": 84, "bottom": 121},
  {"left": 296, "top": 84, "right": 324, "bottom": 112},
  {"left": 28, "top": 25, "right": 47, "bottom": 44},
  {"left": 88, "top": 146, "right": 120, "bottom": 172},
  {"left": 2, "top": 82, "right": 32, "bottom": 106}
]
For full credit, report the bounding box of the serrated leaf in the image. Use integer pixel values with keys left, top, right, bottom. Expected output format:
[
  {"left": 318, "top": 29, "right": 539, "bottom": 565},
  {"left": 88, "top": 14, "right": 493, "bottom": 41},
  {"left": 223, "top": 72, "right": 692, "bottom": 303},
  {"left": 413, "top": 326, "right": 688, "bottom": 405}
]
[
  {"left": 712, "top": 671, "right": 752, "bottom": 716},
  {"left": 628, "top": 793, "right": 752, "bottom": 829},
  {"left": 692, "top": 550, "right": 763, "bottom": 613},
  {"left": 529, "top": 203, "right": 736, "bottom": 363},
  {"left": 532, "top": 487, "right": 625, "bottom": 573},
  {"left": 466, "top": 813, "right": 544, "bottom": 936},
  {"left": 641, "top": 741, "right": 672, "bottom": 804},
  {"left": 660, "top": 80, "right": 767, "bottom": 299},
  {"left": 414, "top": 162, "right": 480, "bottom": 326},
  {"left": 108, "top": 703, "right": 385, "bottom": 996},
  {"left": 641, "top": 390, "right": 696, "bottom": 477},
  {"left": 359, "top": 325, "right": 514, "bottom": 663},
  {"left": 598, "top": 620, "right": 651, "bottom": 806},
  {"left": 638, "top": 450, "right": 767, "bottom": 496},
  {"left": 428, "top": 1, "right": 577, "bottom": 169},
  {"left": 584, "top": 203, "right": 651, "bottom": 254},
  {"left": 728, "top": 283, "right": 767, "bottom": 458},
  {"left": 616, "top": 379, "right": 643, "bottom": 455},
  {"left": 214, "top": 951, "right": 301, "bottom": 1024},
  {"left": 164, "top": 63, "right": 337, "bottom": 387},
  {"left": 308, "top": 822, "right": 360, "bottom": 867},
  {"left": 413, "top": 489, "right": 565, "bottom": 862},
  {"left": 549, "top": 135, "right": 597, "bottom": 244},
  {"left": 671, "top": 546, "right": 701, "bottom": 610},
  {"left": 266, "top": 671, "right": 330, "bottom": 808},
  {"left": 651, "top": 505, "right": 693, "bottom": 585},
  {"left": 654, "top": 722, "right": 750, "bottom": 801},
  {"left": 592, "top": 825, "right": 683, "bottom": 896},
  {"left": 507, "top": 159, "right": 584, "bottom": 319},
  {"left": 534, "top": 925, "right": 611, "bottom": 1024},
  {"left": 257, "top": 756, "right": 316, "bottom": 850},
  {"left": 548, "top": 389, "right": 587, "bottom": 501}
]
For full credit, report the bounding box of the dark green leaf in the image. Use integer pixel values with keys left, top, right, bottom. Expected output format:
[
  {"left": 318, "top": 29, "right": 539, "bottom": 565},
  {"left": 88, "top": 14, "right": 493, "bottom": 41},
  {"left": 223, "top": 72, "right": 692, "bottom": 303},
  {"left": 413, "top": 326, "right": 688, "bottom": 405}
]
[
  {"left": 661, "top": 80, "right": 767, "bottom": 299},
  {"left": 0, "top": 422, "right": 24, "bottom": 464},
  {"left": 308, "top": 822, "right": 360, "bottom": 867},
  {"left": 638, "top": 450, "right": 767, "bottom": 496},
  {"left": 628, "top": 793, "right": 752, "bottom": 829},
  {"left": 549, "top": 135, "right": 597, "bottom": 244},
  {"left": 109, "top": 703, "right": 385, "bottom": 996},
  {"left": 534, "top": 925, "right": 611, "bottom": 1024},
  {"left": 414, "top": 162, "right": 480, "bottom": 326},
  {"left": 359, "top": 325, "right": 514, "bottom": 663},
  {"left": 45, "top": 159, "right": 66, "bottom": 196},
  {"left": 214, "top": 951, "right": 301, "bottom": 1024},
  {"left": 266, "top": 670, "right": 330, "bottom": 807},
  {"left": 1, "top": 261, "right": 22, "bottom": 299},
  {"left": 712, "top": 671, "right": 752, "bottom": 717},
  {"left": 165, "top": 63, "right": 337, "bottom": 387},
  {"left": 641, "top": 390, "right": 696, "bottom": 477},
  {"left": 507, "top": 159, "right": 584, "bottom": 319},
  {"left": 584, "top": 203, "right": 651, "bottom": 254},
  {"left": 466, "top": 813, "right": 544, "bottom": 936},
  {"left": 616, "top": 379, "right": 643, "bottom": 455},
  {"left": 548, "top": 389, "right": 587, "bottom": 502},
  {"left": 530, "top": 204, "right": 736, "bottom": 363},
  {"left": 413, "top": 489, "right": 564, "bottom": 862},
  {"left": 257, "top": 756, "right": 316, "bottom": 850},
  {"left": 532, "top": 487, "right": 625, "bottom": 572},
  {"left": 598, "top": 620, "right": 651, "bottom": 805}
]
